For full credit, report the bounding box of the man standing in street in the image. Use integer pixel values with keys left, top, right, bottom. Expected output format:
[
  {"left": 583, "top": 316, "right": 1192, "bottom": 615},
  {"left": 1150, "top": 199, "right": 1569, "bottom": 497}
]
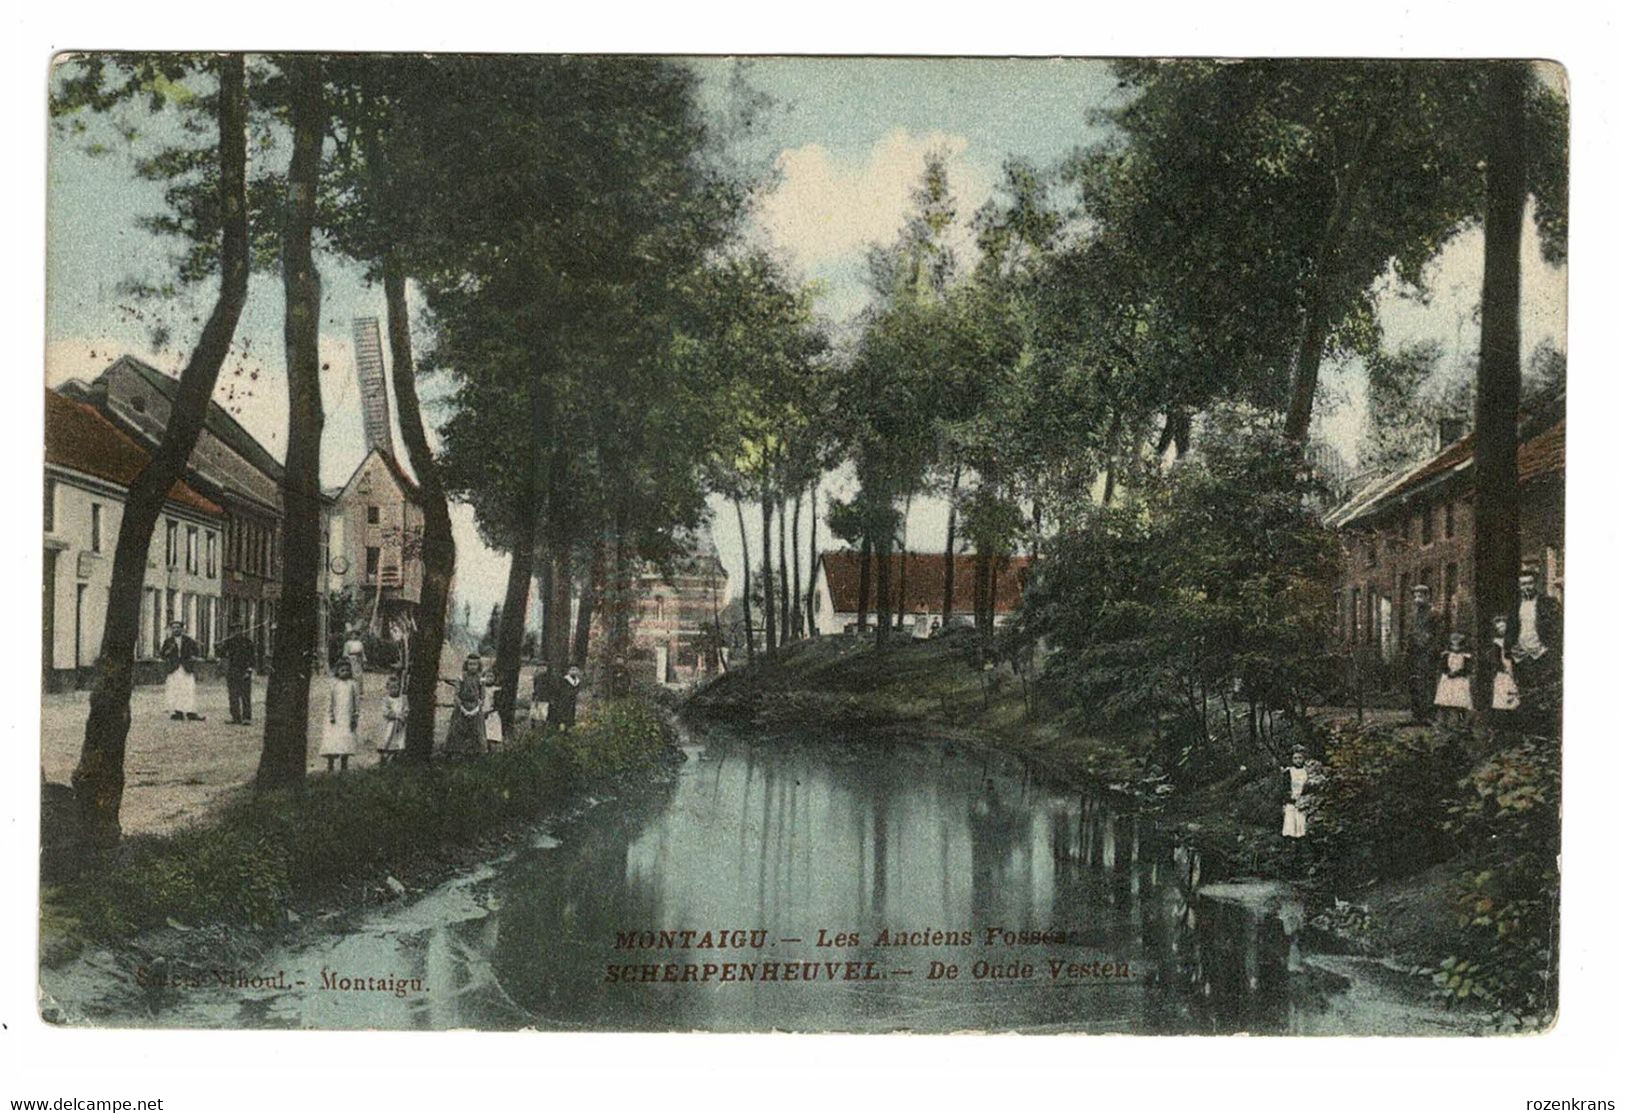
[
  {"left": 160, "top": 620, "right": 204, "bottom": 722},
  {"left": 220, "top": 622, "right": 257, "bottom": 725},
  {"left": 1407, "top": 583, "right": 1440, "bottom": 724}
]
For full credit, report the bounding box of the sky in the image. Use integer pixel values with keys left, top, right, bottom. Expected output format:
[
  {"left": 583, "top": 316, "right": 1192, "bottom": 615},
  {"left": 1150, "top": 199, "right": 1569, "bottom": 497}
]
[{"left": 44, "top": 56, "right": 1568, "bottom": 620}]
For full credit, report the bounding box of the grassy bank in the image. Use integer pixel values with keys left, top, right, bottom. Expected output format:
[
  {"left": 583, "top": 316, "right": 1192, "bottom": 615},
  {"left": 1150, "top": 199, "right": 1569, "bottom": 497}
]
[
  {"left": 41, "top": 697, "right": 676, "bottom": 963},
  {"left": 690, "top": 635, "right": 1559, "bottom": 1028}
]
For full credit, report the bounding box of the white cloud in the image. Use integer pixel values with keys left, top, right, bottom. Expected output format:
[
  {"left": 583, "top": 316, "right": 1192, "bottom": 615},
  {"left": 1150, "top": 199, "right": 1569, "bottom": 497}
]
[{"left": 755, "top": 129, "right": 995, "bottom": 276}]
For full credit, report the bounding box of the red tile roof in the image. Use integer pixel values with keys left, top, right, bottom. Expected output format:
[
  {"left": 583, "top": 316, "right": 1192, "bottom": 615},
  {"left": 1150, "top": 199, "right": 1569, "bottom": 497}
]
[
  {"left": 44, "top": 390, "right": 223, "bottom": 517},
  {"left": 1328, "top": 415, "right": 1564, "bottom": 529},
  {"left": 820, "top": 551, "right": 1032, "bottom": 616}
]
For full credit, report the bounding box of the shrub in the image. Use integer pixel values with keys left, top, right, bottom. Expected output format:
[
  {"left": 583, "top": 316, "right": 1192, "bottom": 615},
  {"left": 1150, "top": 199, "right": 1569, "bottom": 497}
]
[
  {"left": 1311, "top": 723, "right": 1475, "bottom": 884},
  {"left": 48, "top": 696, "right": 674, "bottom": 948}
]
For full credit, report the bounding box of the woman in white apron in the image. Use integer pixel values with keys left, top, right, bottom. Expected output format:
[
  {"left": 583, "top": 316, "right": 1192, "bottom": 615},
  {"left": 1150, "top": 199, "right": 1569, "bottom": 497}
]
[{"left": 160, "top": 621, "right": 202, "bottom": 721}]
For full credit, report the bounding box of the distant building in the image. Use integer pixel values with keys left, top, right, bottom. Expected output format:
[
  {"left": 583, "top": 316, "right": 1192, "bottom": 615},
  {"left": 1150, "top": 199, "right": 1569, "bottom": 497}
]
[
  {"left": 326, "top": 447, "right": 425, "bottom": 639},
  {"left": 812, "top": 550, "right": 1033, "bottom": 636},
  {"left": 1325, "top": 406, "right": 1564, "bottom": 670},
  {"left": 594, "top": 527, "right": 729, "bottom": 686},
  {"left": 61, "top": 356, "right": 287, "bottom": 667},
  {"left": 43, "top": 390, "right": 226, "bottom": 690}
]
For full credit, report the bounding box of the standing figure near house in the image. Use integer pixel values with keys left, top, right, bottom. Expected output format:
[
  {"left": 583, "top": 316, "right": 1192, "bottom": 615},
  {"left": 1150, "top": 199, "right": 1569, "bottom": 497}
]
[
  {"left": 442, "top": 655, "right": 485, "bottom": 759},
  {"left": 1281, "top": 749, "right": 1313, "bottom": 840},
  {"left": 1434, "top": 632, "right": 1474, "bottom": 725},
  {"left": 480, "top": 668, "right": 503, "bottom": 749},
  {"left": 1489, "top": 614, "right": 1520, "bottom": 717},
  {"left": 376, "top": 672, "right": 407, "bottom": 763},
  {"left": 219, "top": 622, "right": 256, "bottom": 726},
  {"left": 160, "top": 620, "right": 204, "bottom": 722},
  {"left": 1508, "top": 568, "right": 1563, "bottom": 717},
  {"left": 343, "top": 626, "right": 368, "bottom": 698},
  {"left": 554, "top": 665, "right": 583, "bottom": 730},
  {"left": 1407, "top": 584, "right": 1440, "bottom": 724},
  {"left": 321, "top": 659, "right": 361, "bottom": 773}
]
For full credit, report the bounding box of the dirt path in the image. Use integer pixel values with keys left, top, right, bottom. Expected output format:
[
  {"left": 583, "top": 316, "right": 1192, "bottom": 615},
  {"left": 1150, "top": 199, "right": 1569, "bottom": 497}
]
[{"left": 40, "top": 665, "right": 544, "bottom": 837}]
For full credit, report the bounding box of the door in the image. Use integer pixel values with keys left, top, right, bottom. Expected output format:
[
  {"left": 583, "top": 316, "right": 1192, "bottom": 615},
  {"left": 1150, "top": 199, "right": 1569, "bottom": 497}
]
[{"left": 1379, "top": 596, "right": 1394, "bottom": 663}]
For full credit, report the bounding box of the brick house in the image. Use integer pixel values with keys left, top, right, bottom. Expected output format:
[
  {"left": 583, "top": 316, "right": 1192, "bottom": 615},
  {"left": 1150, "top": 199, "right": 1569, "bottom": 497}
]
[
  {"left": 592, "top": 527, "right": 729, "bottom": 686},
  {"left": 43, "top": 390, "right": 226, "bottom": 690},
  {"left": 1325, "top": 405, "right": 1564, "bottom": 683}
]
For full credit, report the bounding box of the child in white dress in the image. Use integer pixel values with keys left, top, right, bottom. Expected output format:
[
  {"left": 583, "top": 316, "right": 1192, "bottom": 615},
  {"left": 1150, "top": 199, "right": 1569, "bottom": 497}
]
[
  {"left": 322, "top": 659, "right": 361, "bottom": 773},
  {"left": 1281, "top": 750, "right": 1311, "bottom": 839},
  {"left": 377, "top": 672, "right": 407, "bottom": 763},
  {"left": 1490, "top": 614, "right": 1520, "bottom": 713},
  {"left": 481, "top": 669, "right": 503, "bottom": 749},
  {"left": 1434, "top": 632, "right": 1474, "bottom": 724}
]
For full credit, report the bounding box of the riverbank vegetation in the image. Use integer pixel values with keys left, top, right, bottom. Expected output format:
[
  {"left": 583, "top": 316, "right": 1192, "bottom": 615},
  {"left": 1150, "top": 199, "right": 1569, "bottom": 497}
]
[{"left": 41, "top": 698, "right": 675, "bottom": 962}]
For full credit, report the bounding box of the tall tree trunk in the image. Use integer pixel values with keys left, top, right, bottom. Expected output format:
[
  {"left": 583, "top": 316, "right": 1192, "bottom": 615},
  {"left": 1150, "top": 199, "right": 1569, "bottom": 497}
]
[
  {"left": 1472, "top": 63, "right": 1528, "bottom": 717},
  {"left": 493, "top": 530, "right": 533, "bottom": 734},
  {"left": 760, "top": 494, "right": 777, "bottom": 658},
  {"left": 790, "top": 489, "right": 803, "bottom": 640},
  {"left": 856, "top": 534, "right": 872, "bottom": 633},
  {"left": 73, "top": 55, "right": 249, "bottom": 845},
  {"left": 548, "top": 547, "right": 573, "bottom": 673},
  {"left": 777, "top": 491, "right": 790, "bottom": 645},
  {"left": 572, "top": 545, "right": 600, "bottom": 668},
  {"left": 941, "top": 465, "right": 962, "bottom": 629},
  {"left": 1284, "top": 118, "right": 1383, "bottom": 444},
  {"left": 382, "top": 257, "right": 454, "bottom": 765},
  {"left": 257, "top": 57, "right": 325, "bottom": 792},
  {"left": 805, "top": 482, "right": 819, "bottom": 637},
  {"left": 733, "top": 497, "right": 754, "bottom": 664},
  {"left": 895, "top": 493, "right": 912, "bottom": 633},
  {"left": 537, "top": 557, "right": 556, "bottom": 666},
  {"left": 874, "top": 524, "right": 893, "bottom": 650}
]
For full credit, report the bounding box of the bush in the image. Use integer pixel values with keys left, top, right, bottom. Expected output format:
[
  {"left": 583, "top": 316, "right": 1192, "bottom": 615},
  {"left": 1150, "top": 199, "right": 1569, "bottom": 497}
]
[
  {"left": 1439, "top": 738, "right": 1560, "bottom": 1026},
  {"left": 49, "top": 697, "right": 675, "bottom": 946},
  {"left": 1311, "top": 723, "right": 1475, "bottom": 884}
]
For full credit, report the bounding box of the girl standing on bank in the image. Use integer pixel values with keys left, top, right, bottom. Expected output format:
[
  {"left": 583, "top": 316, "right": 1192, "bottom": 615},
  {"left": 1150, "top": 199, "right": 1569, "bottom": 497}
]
[{"left": 322, "top": 659, "right": 361, "bottom": 774}]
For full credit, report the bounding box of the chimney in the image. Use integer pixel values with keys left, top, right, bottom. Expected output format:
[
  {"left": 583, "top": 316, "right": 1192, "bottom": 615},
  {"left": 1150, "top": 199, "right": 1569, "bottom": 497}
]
[
  {"left": 1436, "top": 416, "right": 1466, "bottom": 451},
  {"left": 352, "top": 317, "right": 393, "bottom": 457}
]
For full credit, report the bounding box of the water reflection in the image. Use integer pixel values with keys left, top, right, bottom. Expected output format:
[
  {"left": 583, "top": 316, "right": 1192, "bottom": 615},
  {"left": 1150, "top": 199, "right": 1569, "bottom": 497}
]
[{"left": 68, "top": 724, "right": 1452, "bottom": 1033}]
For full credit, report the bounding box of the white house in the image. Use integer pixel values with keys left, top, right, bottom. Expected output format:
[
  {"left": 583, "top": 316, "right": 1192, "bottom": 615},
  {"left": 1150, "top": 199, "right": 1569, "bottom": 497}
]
[{"left": 44, "top": 390, "right": 226, "bottom": 689}]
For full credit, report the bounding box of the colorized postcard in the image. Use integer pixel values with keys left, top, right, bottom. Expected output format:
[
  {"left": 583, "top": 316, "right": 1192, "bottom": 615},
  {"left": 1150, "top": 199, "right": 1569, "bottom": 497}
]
[{"left": 39, "top": 54, "right": 1566, "bottom": 1034}]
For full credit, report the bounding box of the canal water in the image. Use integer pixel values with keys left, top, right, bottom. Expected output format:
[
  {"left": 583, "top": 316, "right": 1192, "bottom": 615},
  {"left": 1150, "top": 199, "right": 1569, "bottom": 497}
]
[{"left": 43, "top": 722, "right": 1473, "bottom": 1034}]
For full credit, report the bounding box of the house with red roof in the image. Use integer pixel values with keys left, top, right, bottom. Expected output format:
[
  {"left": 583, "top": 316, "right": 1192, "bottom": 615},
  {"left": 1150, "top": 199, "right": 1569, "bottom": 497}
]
[
  {"left": 812, "top": 550, "right": 1033, "bottom": 637},
  {"left": 43, "top": 389, "right": 226, "bottom": 689},
  {"left": 1325, "top": 400, "right": 1564, "bottom": 673}
]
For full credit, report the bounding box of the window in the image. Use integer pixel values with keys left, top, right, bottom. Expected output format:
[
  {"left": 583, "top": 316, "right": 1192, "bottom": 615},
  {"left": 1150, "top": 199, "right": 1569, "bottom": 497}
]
[
  {"left": 1351, "top": 588, "right": 1360, "bottom": 643},
  {"left": 1444, "top": 501, "right": 1456, "bottom": 540},
  {"left": 365, "top": 546, "right": 381, "bottom": 578},
  {"left": 1405, "top": 513, "right": 1415, "bottom": 542},
  {"left": 1398, "top": 571, "right": 1410, "bottom": 644},
  {"left": 166, "top": 589, "right": 178, "bottom": 627},
  {"left": 90, "top": 503, "right": 103, "bottom": 553},
  {"left": 1366, "top": 585, "right": 1376, "bottom": 645},
  {"left": 44, "top": 478, "right": 56, "bottom": 533},
  {"left": 205, "top": 531, "right": 218, "bottom": 578},
  {"left": 186, "top": 525, "right": 199, "bottom": 573},
  {"left": 165, "top": 520, "right": 179, "bottom": 568},
  {"left": 1421, "top": 504, "right": 1434, "bottom": 545},
  {"left": 1365, "top": 540, "right": 1377, "bottom": 568},
  {"left": 1445, "top": 563, "right": 1459, "bottom": 627},
  {"left": 366, "top": 505, "right": 381, "bottom": 525}
]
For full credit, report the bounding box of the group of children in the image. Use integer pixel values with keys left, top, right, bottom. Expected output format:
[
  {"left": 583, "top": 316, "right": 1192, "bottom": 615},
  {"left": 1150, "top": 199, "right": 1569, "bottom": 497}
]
[
  {"left": 1432, "top": 613, "right": 1521, "bottom": 725},
  {"left": 318, "top": 653, "right": 580, "bottom": 773}
]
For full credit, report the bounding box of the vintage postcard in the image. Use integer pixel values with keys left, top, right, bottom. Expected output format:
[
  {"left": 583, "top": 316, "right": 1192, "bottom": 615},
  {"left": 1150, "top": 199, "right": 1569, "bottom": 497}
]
[{"left": 38, "top": 54, "right": 1567, "bottom": 1035}]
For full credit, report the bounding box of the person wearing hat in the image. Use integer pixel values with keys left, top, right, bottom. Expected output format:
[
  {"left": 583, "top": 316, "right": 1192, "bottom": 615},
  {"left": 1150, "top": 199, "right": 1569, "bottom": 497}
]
[{"left": 1406, "top": 584, "right": 1440, "bottom": 724}]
